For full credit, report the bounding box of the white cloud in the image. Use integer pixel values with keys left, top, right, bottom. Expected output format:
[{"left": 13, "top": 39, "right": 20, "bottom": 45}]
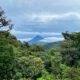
[
  {"left": 10, "top": 29, "right": 61, "bottom": 36},
  {"left": 18, "top": 37, "right": 64, "bottom": 42},
  {"left": 40, "top": 37, "right": 64, "bottom": 42},
  {"left": 10, "top": 29, "right": 63, "bottom": 42},
  {"left": 18, "top": 38, "right": 32, "bottom": 42},
  {"left": 27, "top": 12, "right": 80, "bottom": 22},
  {"left": 12, "top": 12, "right": 80, "bottom": 24}
]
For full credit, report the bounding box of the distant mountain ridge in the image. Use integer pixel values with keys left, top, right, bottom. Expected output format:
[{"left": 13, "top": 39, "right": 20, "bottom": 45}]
[
  {"left": 28, "top": 35, "right": 63, "bottom": 50},
  {"left": 28, "top": 35, "right": 43, "bottom": 44},
  {"left": 43, "top": 41, "right": 63, "bottom": 50}
]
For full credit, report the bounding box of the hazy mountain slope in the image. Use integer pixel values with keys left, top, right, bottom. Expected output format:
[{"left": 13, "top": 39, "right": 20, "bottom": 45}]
[
  {"left": 28, "top": 35, "right": 44, "bottom": 44},
  {"left": 43, "top": 41, "right": 63, "bottom": 50}
]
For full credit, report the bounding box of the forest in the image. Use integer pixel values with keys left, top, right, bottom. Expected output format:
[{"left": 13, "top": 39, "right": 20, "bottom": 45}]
[{"left": 0, "top": 8, "right": 80, "bottom": 80}]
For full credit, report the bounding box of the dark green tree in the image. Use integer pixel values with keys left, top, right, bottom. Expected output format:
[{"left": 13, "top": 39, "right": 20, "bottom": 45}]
[
  {"left": 61, "top": 32, "right": 80, "bottom": 67},
  {"left": 0, "top": 7, "right": 13, "bottom": 31},
  {"left": 0, "top": 38, "right": 15, "bottom": 80},
  {"left": 0, "top": 7, "right": 15, "bottom": 80}
]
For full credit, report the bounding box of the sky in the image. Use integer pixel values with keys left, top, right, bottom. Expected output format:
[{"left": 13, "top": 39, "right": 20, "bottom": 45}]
[{"left": 0, "top": 0, "right": 80, "bottom": 42}]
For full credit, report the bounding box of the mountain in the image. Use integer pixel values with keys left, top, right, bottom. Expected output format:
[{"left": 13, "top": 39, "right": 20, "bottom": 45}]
[
  {"left": 28, "top": 35, "right": 44, "bottom": 44},
  {"left": 28, "top": 35, "right": 63, "bottom": 49},
  {"left": 43, "top": 41, "right": 63, "bottom": 50}
]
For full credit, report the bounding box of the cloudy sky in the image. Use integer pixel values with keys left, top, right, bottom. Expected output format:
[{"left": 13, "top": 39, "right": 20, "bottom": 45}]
[{"left": 0, "top": 0, "right": 80, "bottom": 42}]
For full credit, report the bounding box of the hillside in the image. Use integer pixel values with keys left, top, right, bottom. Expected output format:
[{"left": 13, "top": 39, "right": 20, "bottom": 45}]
[{"left": 43, "top": 41, "right": 63, "bottom": 50}]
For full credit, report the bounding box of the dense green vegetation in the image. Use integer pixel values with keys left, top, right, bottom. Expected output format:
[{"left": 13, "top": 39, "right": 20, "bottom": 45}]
[
  {"left": 43, "top": 41, "right": 62, "bottom": 50},
  {"left": 0, "top": 7, "right": 80, "bottom": 80}
]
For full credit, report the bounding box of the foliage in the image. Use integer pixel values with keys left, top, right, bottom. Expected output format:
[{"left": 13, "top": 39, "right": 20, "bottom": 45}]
[
  {"left": 0, "top": 7, "right": 13, "bottom": 31},
  {"left": 15, "top": 56, "right": 44, "bottom": 79},
  {"left": 0, "top": 36, "right": 15, "bottom": 79},
  {"left": 0, "top": 7, "right": 80, "bottom": 80}
]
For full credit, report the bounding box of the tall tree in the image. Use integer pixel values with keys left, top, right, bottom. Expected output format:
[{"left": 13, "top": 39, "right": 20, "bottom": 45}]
[
  {"left": 61, "top": 32, "right": 80, "bottom": 67},
  {"left": 0, "top": 7, "right": 13, "bottom": 31}
]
